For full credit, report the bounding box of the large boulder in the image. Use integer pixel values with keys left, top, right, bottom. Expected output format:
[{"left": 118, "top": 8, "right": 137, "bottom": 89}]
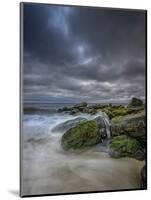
[
  {"left": 128, "top": 97, "right": 143, "bottom": 107},
  {"left": 61, "top": 120, "right": 102, "bottom": 150},
  {"left": 52, "top": 117, "right": 87, "bottom": 133},
  {"left": 109, "top": 135, "right": 141, "bottom": 158},
  {"left": 111, "top": 112, "right": 146, "bottom": 147}
]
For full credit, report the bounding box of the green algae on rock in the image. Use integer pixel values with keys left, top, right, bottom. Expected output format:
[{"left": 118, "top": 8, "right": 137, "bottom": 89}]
[
  {"left": 52, "top": 117, "right": 87, "bottom": 133},
  {"left": 109, "top": 135, "right": 140, "bottom": 158},
  {"left": 61, "top": 120, "right": 101, "bottom": 150},
  {"left": 111, "top": 112, "right": 146, "bottom": 147}
]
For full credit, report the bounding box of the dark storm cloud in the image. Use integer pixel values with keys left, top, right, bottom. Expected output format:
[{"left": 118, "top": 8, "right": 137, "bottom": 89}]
[
  {"left": 24, "top": 4, "right": 77, "bottom": 65},
  {"left": 23, "top": 3, "right": 146, "bottom": 103}
]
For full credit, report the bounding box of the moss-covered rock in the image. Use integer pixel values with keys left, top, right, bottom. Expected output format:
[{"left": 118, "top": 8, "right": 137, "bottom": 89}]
[
  {"left": 52, "top": 117, "right": 87, "bottom": 133},
  {"left": 61, "top": 120, "right": 101, "bottom": 150},
  {"left": 111, "top": 112, "right": 146, "bottom": 147},
  {"left": 112, "top": 108, "right": 128, "bottom": 117},
  {"left": 102, "top": 108, "right": 115, "bottom": 119},
  {"left": 109, "top": 135, "right": 140, "bottom": 158},
  {"left": 102, "top": 106, "right": 128, "bottom": 119}
]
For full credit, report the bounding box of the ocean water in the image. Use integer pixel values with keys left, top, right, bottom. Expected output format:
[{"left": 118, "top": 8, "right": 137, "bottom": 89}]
[
  {"left": 24, "top": 102, "right": 76, "bottom": 109},
  {"left": 21, "top": 105, "right": 144, "bottom": 196},
  {"left": 24, "top": 102, "right": 128, "bottom": 110}
]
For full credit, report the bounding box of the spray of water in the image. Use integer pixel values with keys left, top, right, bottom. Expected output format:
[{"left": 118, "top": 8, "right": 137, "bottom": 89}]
[{"left": 21, "top": 113, "right": 144, "bottom": 196}]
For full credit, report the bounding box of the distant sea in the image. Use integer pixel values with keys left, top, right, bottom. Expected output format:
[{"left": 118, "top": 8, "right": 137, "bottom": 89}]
[{"left": 24, "top": 102, "right": 128, "bottom": 110}]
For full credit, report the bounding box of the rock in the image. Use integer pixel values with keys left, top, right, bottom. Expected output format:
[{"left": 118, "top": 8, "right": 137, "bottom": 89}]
[
  {"left": 82, "top": 107, "right": 90, "bottom": 113},
  {"left": 87, "top": 108, "right": 96, "bottom": 115},
  {"left": 128, "top": 97, "right": 143, "bottom": 107},
  {"left": 69, "top": 108, "right": 79, "bottom": 115},
  {"left": 88, "top": 104, "right": 104, "bottom": 109},
  {"left": 57, "top": 106, "right": 72, "bottom": 112},
  {"left": 94, "top": 116, "right": 108, "bottom": 138},
  {"left": 140, "top": 165, "right": 147, "bottom": 188},
  {"left": 134, "top": 149, "right": 145, "bottom": 161},
  {"left": 127, "top": 107, "right": 144, "bottom": 114},
  {"left": 94, "top": 116, "right": 106, "bottom": 128},
  {"left": 111, "top": 112, "right": 146, "bottom": 147},
  {"left": 52, "top": 117, "right": 87, "bottom": 133},
  {"left": 102, "top": 109, "right": 115, "bottom": 119},
  {"left": 74, "top": 102, "right": 87, "bottom": 108},
  {"left": 61, "top": 120, "right": 102, "bottom": 150},
  {"left": 102, "top": 106, "right": 128, "bottom": 119},
  {"left": 109, "top": 135, "right": 141, "bottom": 158}
]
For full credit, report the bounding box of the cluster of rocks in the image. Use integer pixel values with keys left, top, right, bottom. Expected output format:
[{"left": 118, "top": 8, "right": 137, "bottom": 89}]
[
  {"left": 53, "top": 97, "right": 146, "bottom": 188},
  {"left": 58, "top": 102, "right": 110, "bottom": 115},
  {"left": 57, "top": 98, "right": 145, "bottom": 119},
  {"left": 53, "top": 111, "right": 146, "bottom": 160}
]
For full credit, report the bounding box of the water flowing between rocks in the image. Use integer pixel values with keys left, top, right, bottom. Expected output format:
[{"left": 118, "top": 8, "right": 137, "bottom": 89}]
[{"left": 21, "top": 113, "right": 144, "bottom": 196}]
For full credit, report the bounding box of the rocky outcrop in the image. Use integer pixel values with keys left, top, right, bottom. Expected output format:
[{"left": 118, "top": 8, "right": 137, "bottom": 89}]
[
  {"left": 111, "top": 112, "right": 146, "bottom": 147},
  {"left": 52, "top": 117, "right": 87, "bottom": 133},
  {"left": 109, "top": 135, "right": 141, "bottom": 158},
  {"left": 128, "top": 97, "right": 143, "bottom": 107},
  {"left": 74, "top": 102, "right": 87, "bottom": 108},
  {"left": 61, "top": 120, "right": 102, "bottom": 150},
  {"left": 57, "top": 98, "right": 144, "bottom": 118}
]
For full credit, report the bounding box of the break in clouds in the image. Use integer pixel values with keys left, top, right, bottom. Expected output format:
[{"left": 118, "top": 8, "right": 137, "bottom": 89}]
[{"left": 23, "top": 4, "right": 146, "bottom": 103}]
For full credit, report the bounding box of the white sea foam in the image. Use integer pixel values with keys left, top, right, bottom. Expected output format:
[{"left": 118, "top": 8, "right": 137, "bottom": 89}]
[{"left": 21, "top": 113, "right": 144, "bottom": 196}]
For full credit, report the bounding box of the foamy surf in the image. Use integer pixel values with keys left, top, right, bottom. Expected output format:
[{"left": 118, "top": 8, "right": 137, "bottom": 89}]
[{"left": 21, "top": 113, "right": 144, "bottom": 196}]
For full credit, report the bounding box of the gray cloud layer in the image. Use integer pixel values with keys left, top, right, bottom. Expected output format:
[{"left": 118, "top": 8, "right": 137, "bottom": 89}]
[{"left": 23, "top": 4, "right": 146, "bottom": 103}]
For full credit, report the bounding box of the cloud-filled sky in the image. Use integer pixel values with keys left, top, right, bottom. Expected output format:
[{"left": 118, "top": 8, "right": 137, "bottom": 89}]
[{"left": 23, "top": 3, "right": 146, "bottom": 103}]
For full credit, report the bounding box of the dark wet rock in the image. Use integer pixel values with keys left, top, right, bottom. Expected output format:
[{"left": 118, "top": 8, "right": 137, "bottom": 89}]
[
  {"left": 86, "top": 108, "right": 96, "bottom": 115},
  {"left": 69, "top": 108, "right": 79, "bottom": 115},
  {"left": 88, "top": 104, "right": 106, "bottom": 109},
  {"left": 74, "top": 102, "right": 87, "bottom": 108},
  {"left": 94, "top": 116, "right": 108, "bottom": 139},
  {"left": 57, "top": 102, "right": 89, "bottom": 114},
  {"left": 140, "top": 165, "right": 147, "bottom": 188},
  {"left": 61, "top": 120, "right": 102, "bottom": 150},
  {"left": 52, "top": 117, "right": 87, "bottom": 133},
  {"left": 111, "top": 112, "right": 146, "bottom": 147},
  {"left": 127, "top": 107, "right": 145, "bottom": 114},
  {"left": 81, "top": 107, "right": 90, "bottom": 113},
  {"left": 134, "top": 149, "right": 146, "bottom": 161},
  {"left": 109, "top": 135, "right": 141, "bottom": 158},
  {"left": 57, "top": 106, "right": 73, "bottom": 112},
  {"left": 94, "top": 116, "right": 106, "bottom": 128},
  {"left": 128, "top": 97, "right": 143, "bottom": 107}
]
